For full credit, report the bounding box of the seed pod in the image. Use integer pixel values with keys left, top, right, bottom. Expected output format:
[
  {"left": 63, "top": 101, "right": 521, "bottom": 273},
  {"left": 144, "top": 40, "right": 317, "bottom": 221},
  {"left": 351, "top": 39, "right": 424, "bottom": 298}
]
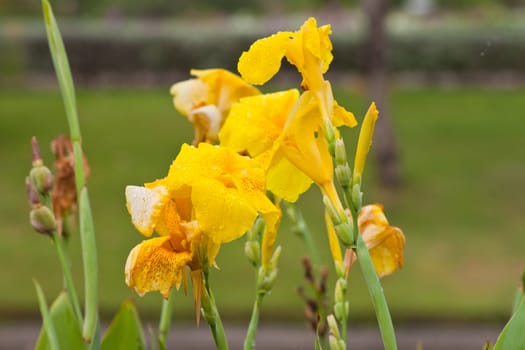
[{"left": 30, "top": 206, "right": 56, "bottom": 235}]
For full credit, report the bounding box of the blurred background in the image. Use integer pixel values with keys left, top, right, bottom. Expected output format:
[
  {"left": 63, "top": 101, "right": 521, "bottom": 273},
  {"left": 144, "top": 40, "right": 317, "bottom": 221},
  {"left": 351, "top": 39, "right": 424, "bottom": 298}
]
[{"left": 1, "top": 0, "right": 525, "bottom": 348}]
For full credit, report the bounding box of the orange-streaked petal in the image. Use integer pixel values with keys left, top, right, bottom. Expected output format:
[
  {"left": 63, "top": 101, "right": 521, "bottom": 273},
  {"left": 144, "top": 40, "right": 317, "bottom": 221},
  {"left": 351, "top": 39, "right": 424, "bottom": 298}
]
[
  {"left": 368, "top": 226, "right": 405, "bottom": 278},
  {"left": 125, "top": 237, "right": 192, "bottom": 298},
  {"left": 126, "top": 185, "right": 169, "bottom": 237}
]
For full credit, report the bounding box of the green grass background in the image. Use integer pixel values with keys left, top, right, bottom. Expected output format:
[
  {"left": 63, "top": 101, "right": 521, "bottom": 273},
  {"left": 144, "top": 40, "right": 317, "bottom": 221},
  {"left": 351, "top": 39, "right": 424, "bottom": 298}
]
[{"left": 1, "top": 86, "right": 524, "bottom": 324}]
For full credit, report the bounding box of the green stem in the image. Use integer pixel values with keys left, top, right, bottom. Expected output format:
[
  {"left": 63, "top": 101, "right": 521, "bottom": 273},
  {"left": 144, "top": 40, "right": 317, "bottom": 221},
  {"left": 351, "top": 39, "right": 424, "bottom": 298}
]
[
  {"left": 202, "top": 269, "right": 229, "bottom": 350},
  {"left": 351, "top": 205, "right": 397, "bottom": 350},
  {"left": 158, "top": 288, "right": 176, "bottom": 350},
  {"left": 244, "top": 292, "right": 263, "bottom": 350},
  {"left": 42, "top": 1, "right": 99, "bottom": 344},
  {"left": 284, "top": 202, "right": 321, "bottom": 266},
  {"left": 53, "top": 234, "right": 83, "bottom": 323}
]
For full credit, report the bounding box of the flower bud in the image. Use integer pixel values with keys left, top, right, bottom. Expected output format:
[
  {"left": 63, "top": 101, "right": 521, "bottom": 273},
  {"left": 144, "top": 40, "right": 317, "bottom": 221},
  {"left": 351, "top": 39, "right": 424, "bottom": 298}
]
[
  {"left": 334, "top": 222, "right": 354, "bottom": 246},
  {"left": 334, "top": 302, "right": 346, "bottom": 321},
  {"left": 26, "top": 177, "right": 40, "bottom": 206},
  {"left": 323, "top": 118, "right": 337, "bottom": 157},
  {"left": 30, "top": 206, "right": 56, "bottom": 235},
  {"left": 326, "top": 314, "right": 341, "bottom": 339},
  {"left": 335, "top": 278, "right": 347, "bottom": 303},
  {"left": 334, "top": 138, "right": 347, "bottom": 166},
  {"left": 334, "top": 260, "right": 346, "bottom": 279},
  {"left": 323, "top": 195, "right": 342, "bottom": 225},
  {"left": 335, "top": 163, "right": 351, "bottom": 188},
  {"left": 244, "top": 240, "right": 260, "bottom": 266},
  {"left": 30, "top": 166, "right": 54, "bottom": 195}
]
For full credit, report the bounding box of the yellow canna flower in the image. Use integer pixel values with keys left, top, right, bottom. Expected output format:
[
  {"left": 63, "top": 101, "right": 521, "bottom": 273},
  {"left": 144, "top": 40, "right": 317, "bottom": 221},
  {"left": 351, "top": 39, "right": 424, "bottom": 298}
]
[
  {"left": 125, "top": 143, "right": 279, "bottom": 299},
  {"left": 170, "top": 68, "right": 260, "bottom": 144},
  {"left": 237, "top": 17, "right": 356, "bottom": 129},
  {"left": 220, "top": 89, "right": 334, "bottom": 202},
  {"left": 356, "top": 204, "right": 405, "bottom": 278}
]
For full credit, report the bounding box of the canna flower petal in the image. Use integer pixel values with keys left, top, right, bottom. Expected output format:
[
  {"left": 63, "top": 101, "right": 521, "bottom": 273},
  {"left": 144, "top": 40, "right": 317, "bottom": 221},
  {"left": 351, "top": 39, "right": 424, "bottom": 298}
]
[
  {"left": 237, "top": 32, "right": 293, "bottom": 85},
  {"left": 192, "top": 177, "right": 258, "bottom": 244},
  {"left": 170, "top": 68, "right": 259, "bottom": 144},
  {"left": 220, "top": 89, "right": 299, "bottom": 157},
  {"left": 265, "top": 150, "right": 312, "bottom": 203},
  {"left": 125, "top": 184, "right": 169, "bottom": 237},
  {"left": 125, "top": 236, "right": 193, "bottom": 298},
  {"left": 166, "top": 143, "right": 279, "bottom": 244},
  {"left": 358, "top": 204, "right": 405, "bottom": 277}
]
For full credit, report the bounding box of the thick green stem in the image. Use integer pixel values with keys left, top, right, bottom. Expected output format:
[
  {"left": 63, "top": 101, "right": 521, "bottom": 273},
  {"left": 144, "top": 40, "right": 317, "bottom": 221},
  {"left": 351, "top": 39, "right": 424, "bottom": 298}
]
[
  {"left": 53, "top": 235, "right": 82, "bottom": 323},
  {"left": 352, "top": 205, "right": 397, "bottom": 350},
  {"left": 158, "top": 288, "right": 176, "bottom": 350},
  {"left": 202, "top": 270, "right": 229, "bottom": 350},
  {"left": 244, "top": 292, "right": 264, "bottom": 350}
]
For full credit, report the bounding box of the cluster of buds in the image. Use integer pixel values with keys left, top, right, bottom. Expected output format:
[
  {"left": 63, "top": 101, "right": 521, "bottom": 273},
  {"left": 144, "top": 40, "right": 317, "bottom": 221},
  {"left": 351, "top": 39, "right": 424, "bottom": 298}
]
[
  {"left": 26, "top": 136, "right": 87, "bottom": 237},
  {"left": 27, "top": 137, "right": 56, "bottom": 235},
  {"left": 297, "top": 257, "right": 329, "bottom": 338}
]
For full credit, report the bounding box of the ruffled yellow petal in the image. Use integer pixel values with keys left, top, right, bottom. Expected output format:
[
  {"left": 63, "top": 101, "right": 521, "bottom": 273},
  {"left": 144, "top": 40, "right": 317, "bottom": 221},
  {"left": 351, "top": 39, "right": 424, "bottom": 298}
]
[
  {"left": 333, "top": 101, "right": 357, "bottom": 128},
  {"left": 266, "top": 150, "right": 312, "bottom": 202},
  {"left": 279, "top": 91, "right": 333, "bottom": 186},
  {"left": 219, "top": 90, "right": 299, "bottom": 157},
  {"left": 192, "top": 177, "right": 258, "bottom": 243},
  {"left": 125, "top": 184, "right": 169, "bottom": 237},
  {"left": 190, "top": 68, "right": 260, "bottom": 111},
  {"left": 125, "top": 236, "right": 192, "bottom": 298},
  {"left": 238, "top": 31, "right": 294, "bottom": 85},
  {"left": 368, "top": 227, "right": 405, "bottom": 278},
  {"left": 354, "top": 102, "right": 379, "bottom": 180},
  {"left": 359, "top": 204, "right": 405, "bottom": 278}
]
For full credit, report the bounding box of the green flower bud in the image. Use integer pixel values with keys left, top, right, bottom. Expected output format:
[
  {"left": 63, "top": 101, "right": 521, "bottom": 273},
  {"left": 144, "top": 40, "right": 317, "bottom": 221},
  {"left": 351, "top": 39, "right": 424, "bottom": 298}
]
[
  {"left": 335, "top": 278, "right": 347, "bottom": 303},
  {"left": 334, "top": 222, "right": 354, "bottom": 246},
  {"left": 329, "top": 335, "right": 342, "bottom": 350},
  {"left": 334, "top": 302, "right": 346, "bottom": 321},
  {"left": 334, "top": 138, "right": 347, "bottom": 166},
  {"left": 30, "top": 166, "right": 54, "bottom": 195},
  {"left": 323, "top": 195, "right": 342, "bottom": 225},
  {"left": 323, "top": 118, "right": 337, "bottom": 157},
  {"left": 244, "top": 240, "right": 260, "bottom": 266},
  {"left": 334, "top": 260, "right": 346, "bottom": 278},
  {"left": 326, "top": 314, "right": 340, "bottom": 339},
  {"left": 30, "top": 206, "right": 56, "bottom": 235},
  {"left": 335, "top": 163, "right": 351, "bottom": 188}
]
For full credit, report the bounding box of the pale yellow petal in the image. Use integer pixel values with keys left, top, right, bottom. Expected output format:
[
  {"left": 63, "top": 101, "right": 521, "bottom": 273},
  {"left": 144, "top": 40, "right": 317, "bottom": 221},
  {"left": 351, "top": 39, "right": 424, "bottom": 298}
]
[
  {"left": 125, "top": 237, "right": 192, "bottom": 298},
  {"left": 170, "top": 79, "right": 208, "bottom": 117},
  {"left": 238, "top": 31, "right": 294, "bottom": 85},
  {"left": 125, "top": 185, "right": 169, "bottom": 237}
]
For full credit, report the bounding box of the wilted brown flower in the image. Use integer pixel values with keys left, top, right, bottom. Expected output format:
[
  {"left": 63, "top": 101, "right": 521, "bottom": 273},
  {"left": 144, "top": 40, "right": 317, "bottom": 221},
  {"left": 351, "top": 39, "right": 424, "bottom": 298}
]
[{"left": 50, "top": 135, "right": 90, "bottom": 236}]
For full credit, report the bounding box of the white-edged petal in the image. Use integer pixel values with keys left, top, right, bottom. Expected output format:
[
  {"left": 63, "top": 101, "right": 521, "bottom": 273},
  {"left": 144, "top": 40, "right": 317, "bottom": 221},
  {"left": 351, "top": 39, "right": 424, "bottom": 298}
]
[{"left": 125, "top": 185, "right": 169, "bottom": 237}]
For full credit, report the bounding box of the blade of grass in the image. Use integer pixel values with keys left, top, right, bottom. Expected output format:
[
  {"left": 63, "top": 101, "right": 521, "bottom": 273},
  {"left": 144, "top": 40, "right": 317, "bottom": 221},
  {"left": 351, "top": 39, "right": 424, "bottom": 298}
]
[{"left": 34, "top": 280, "right": 60, "bottom": 350}]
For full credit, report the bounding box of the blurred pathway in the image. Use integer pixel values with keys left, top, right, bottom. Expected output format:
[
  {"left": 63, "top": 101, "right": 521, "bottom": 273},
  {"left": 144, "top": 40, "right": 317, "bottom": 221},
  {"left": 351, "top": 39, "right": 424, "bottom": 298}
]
[{"left": 0, "top": 322, "right": 502, "bottom": 349}]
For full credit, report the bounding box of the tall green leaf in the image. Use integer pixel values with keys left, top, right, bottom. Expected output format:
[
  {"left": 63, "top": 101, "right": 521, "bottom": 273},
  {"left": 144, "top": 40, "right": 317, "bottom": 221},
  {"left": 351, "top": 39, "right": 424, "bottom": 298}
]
[
  {"left": 101, "top": 300, "right": 146, "bottom": 350},
  {"left": 35, "top": 291, "right": 84, "bottom": 350},
  {"left": 493, "top": 296, "right": 525, "bottom": 350}
]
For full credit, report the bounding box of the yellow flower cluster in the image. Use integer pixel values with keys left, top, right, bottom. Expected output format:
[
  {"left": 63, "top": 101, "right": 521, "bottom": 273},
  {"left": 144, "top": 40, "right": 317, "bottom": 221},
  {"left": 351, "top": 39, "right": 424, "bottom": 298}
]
[{"left": 125, "top": 17, "right": 405, "bottom": 303}]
